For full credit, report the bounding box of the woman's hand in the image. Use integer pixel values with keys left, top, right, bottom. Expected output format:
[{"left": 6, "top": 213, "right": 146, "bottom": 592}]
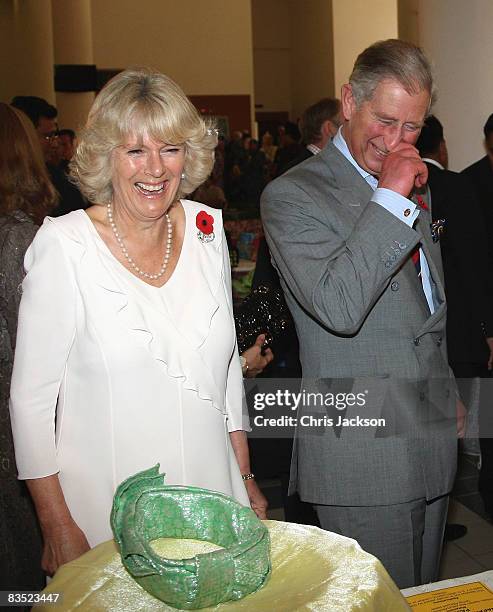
[
  {"left": 41, "top": 519, "right": 90, "bottom": 576},
  {"left": 242, "top": 334, "right": 274, "bottom": 378},
  {"left": 228, "top": 431, "right": 268, "bottom": 519},
  {"left": 244, "top": 478, "right": 268, "bottom": 520},
  {"left": 26, "top": 474, "right": 90, "bottom": 576}
]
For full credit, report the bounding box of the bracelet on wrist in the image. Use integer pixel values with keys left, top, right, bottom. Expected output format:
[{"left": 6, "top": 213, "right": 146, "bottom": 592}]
[{"left": 241, "top": 473, "right": 255, "bottom": 481}]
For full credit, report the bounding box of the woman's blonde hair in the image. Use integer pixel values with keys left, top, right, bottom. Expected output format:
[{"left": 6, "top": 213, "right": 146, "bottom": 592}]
[
  {"left": 71, "top": 68, "right": 217, "bottom": 204},
  {"left": 0, "top": 103, "right": 57, "bottom": 224}
]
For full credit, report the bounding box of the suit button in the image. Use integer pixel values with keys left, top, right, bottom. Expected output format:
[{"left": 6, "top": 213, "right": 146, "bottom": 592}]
[
  {"left": 419, "top": 392, "right": 426, "bottom": 401},
  {"left": 414, "top": 338, "right": 420, "bottom": 346},
  {"left": 437, "top": 337, "right": 443, "bottom": 347},
  {"left": 391, "top": 281, "right": 399, "bottom": 291}
]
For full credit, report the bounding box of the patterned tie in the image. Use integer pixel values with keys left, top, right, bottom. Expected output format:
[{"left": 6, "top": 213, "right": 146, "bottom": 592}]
[
  {"left": 412, "top": 195, "right": 428, "bottom": 277},
  {"left": 411, "top": 246, "right": 421, "bottom": 277}
]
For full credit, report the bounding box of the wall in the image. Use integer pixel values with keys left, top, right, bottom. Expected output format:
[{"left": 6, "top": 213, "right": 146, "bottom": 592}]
[
  {"left": 332, "top": 0, "right": 398, "bottom": 95},
  {"left": 0, "top": 1, "right": 255, "bottom": 132},
  {"left": 189, "top": 95, "right": 252, "bottom": 136},
  {"left": 0, "top": 0, "right": 55, "bottom": 104},
  {"left": 91, "top": 0, "right": 255, "bottom": 132},
  {"left": 91, "top": 0, "right": 254, "bottom": 97},
  {"left": 52, "top": 0, "right": 95, "bottom": 131},
  {"left": 251, "top": 0, "right": 292, "bottom": 116},
  {"left": 0, "top": 1, "right": 17, "bottom": 103},
  {"left": 252, "top": 0, "right": 335, "bottom": 121},
  {"left": 290, "top": 0, "right": 335, "bottom": 121},
  {"left": 398, "top": 0, "right": 419, "bottom": 45},
  {"left": 418, "top": 0, "right": 493, "bottom": 171}
]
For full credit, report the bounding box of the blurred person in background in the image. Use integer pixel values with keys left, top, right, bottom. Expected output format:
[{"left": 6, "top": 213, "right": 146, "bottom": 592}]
[
  {"left": 57, "top": 128, "right": 77, "bottom": 174},
  {"left": 274, "top": 121, "right": 304, "bottom": 177},
  {"left": 461, "top": 113, "right": 493, "bottom": 520},
  {"left": 11, "top": 96, "right": 86, "bottom": 216},
  {"left": 0, "top": 102, "right": 57, "bottom": 592},
  {"left": 281, "top": 98, "right": 341, "bottom": 174},
  {"left": 260, "top": 131, "right": 278, "bottom": 164}
]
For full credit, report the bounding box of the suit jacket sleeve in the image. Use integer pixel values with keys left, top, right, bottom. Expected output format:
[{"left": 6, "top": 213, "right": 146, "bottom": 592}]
[{"left": 261, "top": 179, "right": 420, "bottom": 335}]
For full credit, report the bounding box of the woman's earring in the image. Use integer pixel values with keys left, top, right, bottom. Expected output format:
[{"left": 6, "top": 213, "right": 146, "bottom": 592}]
[{"left": 181, "top": 172, "right": 185, "bottom": 180}]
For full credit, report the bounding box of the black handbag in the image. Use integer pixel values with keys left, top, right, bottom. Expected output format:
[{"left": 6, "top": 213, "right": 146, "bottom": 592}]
[{"left": 234, "top": 283, "right": 292, "bottom": 354}]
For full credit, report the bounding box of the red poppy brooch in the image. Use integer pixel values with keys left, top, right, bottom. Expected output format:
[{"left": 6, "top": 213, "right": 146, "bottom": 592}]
[
  {"left": 196, "top": 211, "right": 215, "bottom": 243},
  {"left": 416, "top": 195, "right": 429, "bottom": 211}
]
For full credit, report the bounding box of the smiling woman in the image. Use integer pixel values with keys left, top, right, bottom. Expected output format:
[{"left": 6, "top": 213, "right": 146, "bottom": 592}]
[
  {"left": 9, "top": 68, "right": 267, "bottom": 577},
  {"left": 72, "top": 70, "right": 215, "bottom": 206}
]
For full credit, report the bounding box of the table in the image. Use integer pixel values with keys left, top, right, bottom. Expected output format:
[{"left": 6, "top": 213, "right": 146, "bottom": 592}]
[
  {"left": 402, "top": 569, "right": 493, "bottom": 596},
  {"left": 39, "top": 520, "right": 409, "bottom": 611}
]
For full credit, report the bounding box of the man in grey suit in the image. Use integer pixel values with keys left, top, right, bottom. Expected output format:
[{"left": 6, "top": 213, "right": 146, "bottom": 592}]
[{"left": 261, "top": 39, "right": 464, "bottom": 588}]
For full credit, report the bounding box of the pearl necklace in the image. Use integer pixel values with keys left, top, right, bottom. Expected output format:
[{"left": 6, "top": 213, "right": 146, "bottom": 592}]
[{"left": 107, "top": 202, "right": 173, "bottom": 280}]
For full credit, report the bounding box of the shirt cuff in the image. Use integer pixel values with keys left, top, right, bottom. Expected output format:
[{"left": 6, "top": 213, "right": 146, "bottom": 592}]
[{"left": 372, "top": 188, "right": 419, "bottom": 227}]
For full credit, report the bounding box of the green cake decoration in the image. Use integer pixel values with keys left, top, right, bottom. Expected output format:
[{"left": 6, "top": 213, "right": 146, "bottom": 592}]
[{"left": 110, "top": 465, "right": 271, "bottom": 609}]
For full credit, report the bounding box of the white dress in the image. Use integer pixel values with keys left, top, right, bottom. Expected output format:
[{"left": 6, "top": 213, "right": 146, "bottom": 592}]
[{"left": 9, "top": 200, "right": 250, "bottom": 547}]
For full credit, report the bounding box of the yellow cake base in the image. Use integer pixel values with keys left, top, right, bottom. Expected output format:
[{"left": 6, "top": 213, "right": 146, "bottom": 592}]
[{"left": 39, "top": 520, "right": 410, "bottom": 611}]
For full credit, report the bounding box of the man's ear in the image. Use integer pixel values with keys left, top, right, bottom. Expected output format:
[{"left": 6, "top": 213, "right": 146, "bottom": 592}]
[
  {"left": 321, "top": 120, "right": 331, "bottom": 137},
  {"left": 319, "top": 120, "right": 336, "bottom": 148},
  {"left": 341, "top": 84, "right": 356, "bottom": 121}
]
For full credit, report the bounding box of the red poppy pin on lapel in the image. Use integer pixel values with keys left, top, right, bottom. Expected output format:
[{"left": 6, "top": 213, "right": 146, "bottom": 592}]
[
  {"left": 196, "top": 211, "right": 215, "bottom": 243},
  {"left": 416, "top": 195, "right": 429, "bottom": 211}
]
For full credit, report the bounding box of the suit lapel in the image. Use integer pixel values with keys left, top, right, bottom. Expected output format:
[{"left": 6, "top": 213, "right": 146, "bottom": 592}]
[{"left": 320, "top": 144, "right": 374, "bottom": 219}]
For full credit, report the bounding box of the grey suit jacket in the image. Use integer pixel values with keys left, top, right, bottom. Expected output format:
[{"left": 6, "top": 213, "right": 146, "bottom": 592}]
[{"left": 261, "top": 142, "right": 457, "bottom": 506}]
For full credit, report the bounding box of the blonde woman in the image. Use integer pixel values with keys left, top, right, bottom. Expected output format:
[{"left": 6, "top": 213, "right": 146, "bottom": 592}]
[{"left": 10, "top": 69, "right": 267, "bottom": 576}]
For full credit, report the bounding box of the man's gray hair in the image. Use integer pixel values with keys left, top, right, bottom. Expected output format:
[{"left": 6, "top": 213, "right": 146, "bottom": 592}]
[{"left": 349, "top": 39, "right": 436, "bottom": 109}]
